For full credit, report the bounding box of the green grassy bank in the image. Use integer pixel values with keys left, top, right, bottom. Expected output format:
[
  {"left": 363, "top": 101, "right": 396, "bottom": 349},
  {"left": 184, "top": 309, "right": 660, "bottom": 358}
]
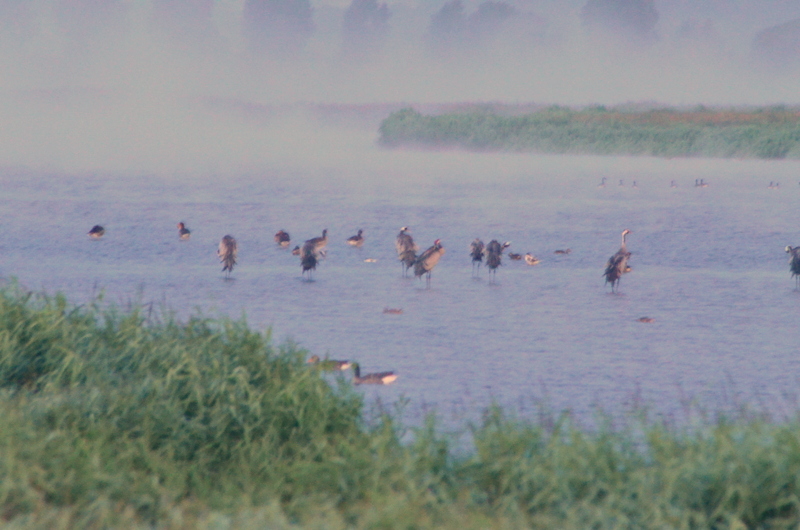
[
  {"left": 1, "top": 283, "right": 800, "bottom": 528},
  {"left": 378, "top": 105, "right": 800, "bottom": 160}
]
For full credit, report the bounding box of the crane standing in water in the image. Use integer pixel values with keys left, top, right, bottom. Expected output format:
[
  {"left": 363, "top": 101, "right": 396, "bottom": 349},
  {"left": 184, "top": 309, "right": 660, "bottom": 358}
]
[
  {"left": 218, "top": 235, "right": 238, "bottom": 278},
  {"left": 485, "top": 240, "right": 510, "bottom": 283},
  {"left": 603, "top": 229, "right": 632, "bottom": 292},
  {"left": 470, "top": 238, "right": 484, "bottom": 276},
  {"left": 301, "top": 229, "right": 328, "bottom": 280},
  {"left": 786, "top": 246, "right": 800, "bottom": 288},
  {"left": 396, "top": 226, "right": 418, "bottom": 277},
  {"left": 414, "top": 239, "right": 445, "bottom": 288}
]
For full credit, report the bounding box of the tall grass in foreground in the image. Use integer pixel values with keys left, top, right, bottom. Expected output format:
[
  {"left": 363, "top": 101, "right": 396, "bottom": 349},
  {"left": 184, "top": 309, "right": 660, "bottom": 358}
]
[
  {"left": 0, "top": 282, "right": 799, "bottom": 528},
  {"left": 378, "top": 106, "right": 800, "bottom": 159}
]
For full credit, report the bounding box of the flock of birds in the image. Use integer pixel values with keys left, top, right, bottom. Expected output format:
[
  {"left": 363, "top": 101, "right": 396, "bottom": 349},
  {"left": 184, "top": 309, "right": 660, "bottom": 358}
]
[{"left": 81, "top": 176, "right": 800, "bottom": 385}]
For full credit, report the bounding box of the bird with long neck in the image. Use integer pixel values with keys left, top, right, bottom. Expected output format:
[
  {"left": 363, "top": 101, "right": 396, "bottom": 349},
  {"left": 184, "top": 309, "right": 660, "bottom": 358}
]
[
  {"left": 485, "top": 240, "right": 510, "bottom": 282},
  {"left": 470, "top": 238, "right": 484, "bottom": 276},
  {"left": 414, "top": 239, "right": 445, "bottom": 288},
  {"left": 218, "top": 235, "right": 238, "bottom": 278},
  {"left": 396, "top": 226, "right": 418, "bottom": 277},
  {"left": 300, "top": 229, "right": 328, "bottom": 280},
  {"left": 351, "top": 362, "right": 397, "bottom": 385},
  {"left": 786, "top": 246, "right": 800, "bottom": 288},
  {"left": 603, "top": 229, "right": 632, "bottom": 292}
]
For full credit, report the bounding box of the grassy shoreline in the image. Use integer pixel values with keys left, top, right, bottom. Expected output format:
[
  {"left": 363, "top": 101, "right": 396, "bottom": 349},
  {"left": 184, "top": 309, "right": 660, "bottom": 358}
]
[
  {"left": 1, "top": 283, "right": 800, "bottom": 528},
  {"left": 378, "top": 105, "right": 800, "bottom": 160}
]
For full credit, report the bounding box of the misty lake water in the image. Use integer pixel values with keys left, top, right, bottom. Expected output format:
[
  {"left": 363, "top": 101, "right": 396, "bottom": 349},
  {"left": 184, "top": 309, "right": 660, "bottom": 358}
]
[{"left": 3, "top": 144, "right": 800, "bottom": 431}]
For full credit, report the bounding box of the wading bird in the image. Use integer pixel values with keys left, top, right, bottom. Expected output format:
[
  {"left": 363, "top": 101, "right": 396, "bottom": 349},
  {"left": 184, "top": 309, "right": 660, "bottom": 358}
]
[
  {"left": 470, "top": 238, "right": 484, "bottom": 276},
  {"left": 414, "top": 239, "right": 445, "bottom": 288},
  {"left": 484, "top": 240, "right": 510, "bottom": 282},
  {"left": 300, "top": 229, "right": 328, "bottom": 279},
  {"left": 786, "top": 246, "right": 800, "bottom": 288},
  {"left": 603, "top": 229, "right": 632, "bottom": 292},
  {"left": 274, "top": 229, "right": 290, "bottom": 247},
  {"left": 218, "top": 235, "right": 238, "bottom": 278},
  {"left": 347, "top": 229, "right": 365, "bottom": 247},
  {"left": 307, "top": 354, "right": 352, "bottom": 371},
  {"left": 177, "top": 222, "right": 191, "bottom": 240},
  {"left": 88, "top": 225, "right": 105, "bottom": 238},
  {"left": 598, "top": 177, "right": 607, "bottom": 187},
  {"left": 352, "top": 362, "right": 397, "bottom": 385},
  {"left": 396, "top": 226, "right": 418, "bottom": 277}
]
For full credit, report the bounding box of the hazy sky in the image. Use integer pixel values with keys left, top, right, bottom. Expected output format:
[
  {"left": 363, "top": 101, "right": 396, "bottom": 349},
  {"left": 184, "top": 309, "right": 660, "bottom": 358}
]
[{"left": 0, "top": 0, "right": 798, "bottom": 174}]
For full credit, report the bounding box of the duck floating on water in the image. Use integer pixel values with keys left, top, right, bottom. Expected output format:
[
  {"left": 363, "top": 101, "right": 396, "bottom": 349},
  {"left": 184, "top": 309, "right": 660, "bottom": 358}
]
[
  {"left": 88, "top": 225, "right": 105, "bottom": 238},
  {"left": 307, "top": 354, "right": 352, "bottom": 371},
  {"left": 177, "top": 222, "right": 191, "bottom": 240},
  {"left": 352, "top": 362, "right": 397, "bottom": 385}
]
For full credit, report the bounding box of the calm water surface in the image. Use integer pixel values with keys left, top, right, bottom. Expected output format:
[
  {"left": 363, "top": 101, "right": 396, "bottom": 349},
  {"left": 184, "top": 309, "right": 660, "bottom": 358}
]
[{"left": 3, "top": 150, "right": 800, "bottom": 429}]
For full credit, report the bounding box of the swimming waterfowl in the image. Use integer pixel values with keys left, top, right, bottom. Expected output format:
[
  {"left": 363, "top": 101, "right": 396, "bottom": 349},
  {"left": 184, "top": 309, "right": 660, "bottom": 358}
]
[
  {"left": 637, "top": 317, "right": 655, "bottom": 323},
  {"left": 291, "top": 245, "right": 301, "bottom": 256},
  {"left": 352, "top": 362, "right": 397, "bottom": 385},
  {"left": 274, "top": 230, "right": 291, "bottom": 247},
  {"left": 177, "top": 222, "right": 191, "bottom": 240},
  {"left": 524, "top": 253, "right": 540, "bottom": 265},
  {"left": 383, "top": 307, "right": 403, "bottom": 314},
  {"left": 307, "top": 354, "right": 352, "bottom": 371},
  {"left": 554, "top": 248, "right": 571, "bottom": 255},
  {"left": 88, "top": 225, "right": 105, "bottom": 238},
  {"left": 218, "top": 235, "right": 238, "bottom": 278},
  {"left": 347, "top": 229, "right": 365, "bottom": 247},
  {"left": 508, "top": 252, "right": 522, "bottom": 260}
]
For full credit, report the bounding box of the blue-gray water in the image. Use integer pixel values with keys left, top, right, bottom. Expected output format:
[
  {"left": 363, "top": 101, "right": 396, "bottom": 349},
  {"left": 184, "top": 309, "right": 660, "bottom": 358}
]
[{"left": 2, "top": 150, "right": 800, "bottom": 429}]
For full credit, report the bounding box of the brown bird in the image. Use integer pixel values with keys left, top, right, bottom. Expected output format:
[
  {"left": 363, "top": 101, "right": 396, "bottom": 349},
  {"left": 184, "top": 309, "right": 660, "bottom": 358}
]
[
  {"left": 347, "top": 229, "right": 365, "bottom": 247},
  {"left": 88, "top": 225, "right": 105, "bottom": 238},
  {"left": 786, "top": 246, "right": 800, "bottom": 288},
  {"left": 508, "top": 252, "right": 522, "bottom": 261},
  {"left": 352, "top": 362, "right": 397, "bottom": 385},
  {"left": 274, "top": 229, "right": 290, "bottom": 247},
  {"left": 300, "top": 229, "right": 327, "bottom": 279},
  {"left": 603, "top": 229, "right": 632, "bottom": 292},
  {"left": 554, "top": 248, "right": 571, "bottom": 255},
  {"left": 484, "top": 240, "right": 510, "bottom": 282},
  {"left": 396, "top": 226, "right": 418, "bottom": 277},
  {"left": 470, "top": 238, "right": 484, "bottom": 276},
  {"left": 218, "top": 235, "right": 238, "bottom": 278},
  {"left": 414, "top": 239, "right": 445, "bottom": 288},
  {"left": 177, "top": 222, "right": 191, "bottom": 240},
  {"left": 307, "top": 355, "right": 352, "bottom": 371}
]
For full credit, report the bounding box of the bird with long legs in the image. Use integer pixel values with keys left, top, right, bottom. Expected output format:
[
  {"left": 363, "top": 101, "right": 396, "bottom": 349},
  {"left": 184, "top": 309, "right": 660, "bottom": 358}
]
[
  {"left": 274, "top": 229, "right": 290, "bottom": 247},
  {"left": 470, "top": 238, "right": 484, "bottom": 276},
  {"left": 414, "top": 239, "right": 445, "bottom": 288},
  {"left": 300, "top": 229, "right": 327, "bottom": 280},
  {"left": 177, "top": 222, "right": 191, "bottom": 240},
  {"left": 347, "top": 229, "right": 365, "bottom": 247},
  {"left": 218, "top": 235, "right": 238, "bottom": 278},
  {"left": 603, "top": 229, "right": 632, "bottom": 292},
  {"left": 352, "top": 362, "right": 397, "bottom": 385},
  {"left": 396, "top": 226, "right": 418, "bottom": 277},
  {"left": 786, "top": 246, "right": 800, "bottom": 288},
  {"left": 485, "top": 240, "right": 510, "bottom": 283}
]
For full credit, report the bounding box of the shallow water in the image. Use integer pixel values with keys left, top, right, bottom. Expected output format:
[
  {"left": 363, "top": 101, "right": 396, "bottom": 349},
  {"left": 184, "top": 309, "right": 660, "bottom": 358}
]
[{"left": 3, "top": 148, "right": 800, "bottom": 429}]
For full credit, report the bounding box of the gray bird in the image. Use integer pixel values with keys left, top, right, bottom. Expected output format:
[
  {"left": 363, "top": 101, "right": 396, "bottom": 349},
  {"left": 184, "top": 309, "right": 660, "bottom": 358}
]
[
  {"left": 396, "top": 226, "right": 418, "bottom": 277},
  {"left": 347, "top": 229, "right": 365, "bottom": 247},
  {"left": 470, "top": 238, "right": 484, "bottom": 276},
  {"left": 485, "top": 240, "right": 510, "bottom": 282},
  {"left": 786, "top": 246, "right": 800, "bottom": 288},
  {"left": 300, "top": 229, "right": 328, "bottom": 279},
  {"left": 352, "top": 362, "right": 397, "bottom": 385},
  {"left": 218, "top": 235, "right": 238, "bottom": 278},
  {"left": 274, "top": 229, "right": 290, "bottom": 247},
  {"left": 603, "top": 229, "right": 632, "bottom": 292},
  {"left": 414, "top": 239, "right": 445, "bottom": 288}
]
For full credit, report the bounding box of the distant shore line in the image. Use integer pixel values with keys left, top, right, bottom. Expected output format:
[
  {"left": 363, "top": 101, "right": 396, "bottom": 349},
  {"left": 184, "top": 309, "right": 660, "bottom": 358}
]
[{"left": 378, "top": 105, "right": 800, "bottom": 160}]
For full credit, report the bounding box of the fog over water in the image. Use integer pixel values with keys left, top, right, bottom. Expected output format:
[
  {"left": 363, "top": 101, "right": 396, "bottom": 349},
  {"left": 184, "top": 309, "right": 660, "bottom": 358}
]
[{"left": 2, "top": 1, "right": 800, "bottom": 428}]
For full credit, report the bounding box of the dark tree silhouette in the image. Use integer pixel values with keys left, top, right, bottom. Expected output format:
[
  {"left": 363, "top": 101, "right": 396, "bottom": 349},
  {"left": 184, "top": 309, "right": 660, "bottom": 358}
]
[
  {"left": 243, "top": 0, "right": 314, "bottom": 57},
  {"left": 342, "top": 0, "right": 391, "bottom": 58},
  {"left": 580, "top": 0, "right": 658, "bottom": 44}
]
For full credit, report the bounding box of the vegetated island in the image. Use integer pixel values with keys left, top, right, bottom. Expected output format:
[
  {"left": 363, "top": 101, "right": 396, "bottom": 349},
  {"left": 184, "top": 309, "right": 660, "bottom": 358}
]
[
  {"left": 378, "top": 104, "right": 800, "bottom": 159},
  {"left": 3, "top": 282, "right": 800, "bottom": 527}
]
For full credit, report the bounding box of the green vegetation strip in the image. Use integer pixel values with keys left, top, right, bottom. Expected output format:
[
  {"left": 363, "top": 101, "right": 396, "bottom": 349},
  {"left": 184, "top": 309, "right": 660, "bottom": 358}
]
[
  {"left": 379, "top": 106, "right": 800, "bottom": 159},
  {"left": 0, "top": 282, "right": 799, "bottom": 528}
]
